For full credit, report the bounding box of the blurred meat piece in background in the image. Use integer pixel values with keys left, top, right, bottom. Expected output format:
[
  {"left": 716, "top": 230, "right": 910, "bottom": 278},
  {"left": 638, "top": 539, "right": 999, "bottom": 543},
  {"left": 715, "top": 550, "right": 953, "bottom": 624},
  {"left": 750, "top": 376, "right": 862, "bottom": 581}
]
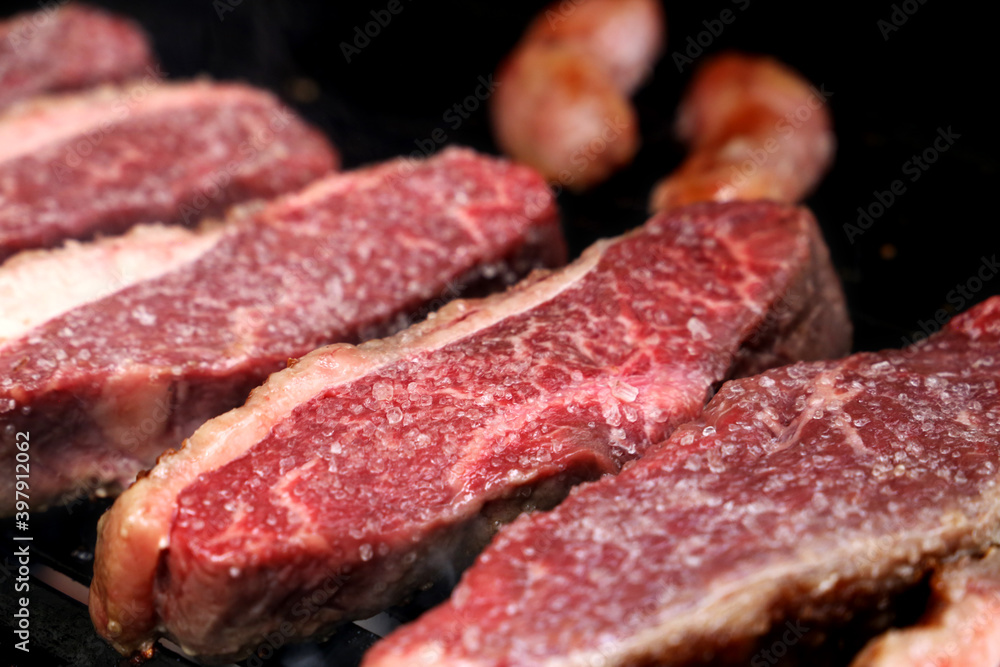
[
  {"left": 0, "top": 3, "right": 155, "bottom": 109},
  {"left": 0, "top": 80, "right": 338, "bottom": 262},
  {"left": 491, "top": 0, "right": 664, "bottom": 191},
  {"left": 852, "top": 549, "right": 1000, "bottom": 667},
  {"left": 651, "top": 52, "right": 834, "bottom": 211}
]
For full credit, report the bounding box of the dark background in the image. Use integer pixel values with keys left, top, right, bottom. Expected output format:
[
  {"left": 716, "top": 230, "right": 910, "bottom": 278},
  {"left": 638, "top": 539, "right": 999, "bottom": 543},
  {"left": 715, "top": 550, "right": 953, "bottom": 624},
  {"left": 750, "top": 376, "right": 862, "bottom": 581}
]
[{"left": 1, "top": 1, "right": 997, "bottom": 666}]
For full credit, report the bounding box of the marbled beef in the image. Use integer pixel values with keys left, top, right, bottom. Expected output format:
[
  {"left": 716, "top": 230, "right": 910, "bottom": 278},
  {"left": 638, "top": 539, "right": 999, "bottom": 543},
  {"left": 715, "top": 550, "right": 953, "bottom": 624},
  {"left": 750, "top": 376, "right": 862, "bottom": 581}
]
[
  {"left": 364, "top": 297, "right": 1000, "bottom": 667},
  {"left": 90, "top": 200, "right": 850, "bottom": 661},
  {"left": 0, "top": 4, "right": 154, "bottom": 109},
  {"left": 0, "top": 80, "right": 337, "bottom": 262},
  {"left": 1, "top": 147, "right": 562, "bottom": 513}
]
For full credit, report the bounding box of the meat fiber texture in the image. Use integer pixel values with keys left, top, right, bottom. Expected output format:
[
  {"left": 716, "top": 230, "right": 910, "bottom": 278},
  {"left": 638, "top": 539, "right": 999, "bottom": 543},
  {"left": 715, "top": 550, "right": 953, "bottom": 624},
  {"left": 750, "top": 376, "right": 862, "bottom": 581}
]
[
  {"left": 90, "top": 200, "right": 850, "bottom": 661},
  {"left": 0, "top": 4, "right": 155, "bottom": 109},
  {"left": 0, "top": 147, "right": 563, "bottom": 514},
  {"left": 852, "top": 548, "right": 1000, "bottom": 667},
  {"left": 364, "top": 296, "right": 1000, "bottom": 667},
  {"left": 0, "top": 79, "right": 338, "bottom": 262}
]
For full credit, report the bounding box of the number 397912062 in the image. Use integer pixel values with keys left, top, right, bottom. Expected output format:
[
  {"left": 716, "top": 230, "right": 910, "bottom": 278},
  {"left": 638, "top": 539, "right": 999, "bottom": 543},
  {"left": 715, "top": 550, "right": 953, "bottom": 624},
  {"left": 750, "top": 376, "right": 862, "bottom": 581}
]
[{"left": 14, "top": 431, "right": 30, "bottom": 516}]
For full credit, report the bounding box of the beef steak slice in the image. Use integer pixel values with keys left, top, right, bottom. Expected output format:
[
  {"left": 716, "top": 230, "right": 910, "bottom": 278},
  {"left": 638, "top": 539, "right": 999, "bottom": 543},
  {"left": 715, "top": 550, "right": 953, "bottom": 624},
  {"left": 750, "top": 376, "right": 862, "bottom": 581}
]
[
  {"left": 1, "top": 147, "right": 562, "bottom": 513},
  {"left": 0, "top": 80, "right": 337, "bottom": 261},
  {"left": 364, "top": 296, "right": 1000, "bottom": 667},
  {"left": 90, "top": 200, "right": 850, "bottom": 661},
  {"left": 0, "top": 4, "right": 154, "bottom": 109}
]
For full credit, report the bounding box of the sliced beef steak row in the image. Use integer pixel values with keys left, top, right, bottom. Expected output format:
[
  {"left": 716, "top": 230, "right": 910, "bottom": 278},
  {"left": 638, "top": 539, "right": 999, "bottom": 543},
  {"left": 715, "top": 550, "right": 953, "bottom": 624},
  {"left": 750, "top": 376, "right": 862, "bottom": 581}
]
[
  {"left": 1, "top": 147, "right": 562, "bottom": 513},
  {"left": 0, "top": 4, "right": 154, "bottom": 109},
  {"left": 91, "top": 201, "right": 850, "bottom": 661},
  {"left": 852, "top": 548, "right": 1000, "bottom": 667},
  {"left": 0, "top": 80, "right": 337, "bottom": 262},
  {"left": 364, "top": 297, "right": 1000, "bottom": 667}
]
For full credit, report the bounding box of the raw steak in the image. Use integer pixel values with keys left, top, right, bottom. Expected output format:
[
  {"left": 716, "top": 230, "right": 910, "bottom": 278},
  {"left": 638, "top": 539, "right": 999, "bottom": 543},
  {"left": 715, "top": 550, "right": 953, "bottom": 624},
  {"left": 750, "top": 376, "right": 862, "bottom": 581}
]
[
  {"left": 0, "top": 4, "right": 154, "bottom": 109},
  {"left": 0, "top": 80, "right": 337, "bottom": 262},
  {"left": 852, "top": 549, "right": 1000, "bottom": 667},
  {"left": 363, "top": 297, "right": 1000, "bottom": 667},
  {"left": 90, "top": 201, "right": 850, "bottom": 661},
  {"left": 0, "top": 147, "right": 562, "bottom": 513}
]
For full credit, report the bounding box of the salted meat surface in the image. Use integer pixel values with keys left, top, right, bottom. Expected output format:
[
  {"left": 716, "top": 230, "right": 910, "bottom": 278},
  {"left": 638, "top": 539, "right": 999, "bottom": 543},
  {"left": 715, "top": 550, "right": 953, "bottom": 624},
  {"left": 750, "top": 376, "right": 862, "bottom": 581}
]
[
  {"left": 0, "top": 80, "right": 337, "bottom": 262},
  {"left": 0, "top": 4, "right": 154, "bottom": 109},
  {"left": 0, "top": 147, "right": 561, "bottom": 513},
  {"left": 364, "top": 297, "right": 1000, "bottom": 667},
  {"left": 852, "top": 549, "right": 1000, "bottom": 667},
  {"left": 90, "top": 200, "right": 850, "bottom": 661}
]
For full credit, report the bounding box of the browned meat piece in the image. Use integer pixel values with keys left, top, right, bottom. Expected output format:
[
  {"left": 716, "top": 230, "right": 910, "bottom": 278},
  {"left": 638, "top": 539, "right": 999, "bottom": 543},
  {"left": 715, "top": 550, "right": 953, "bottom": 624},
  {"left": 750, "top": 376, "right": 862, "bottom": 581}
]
[
  {"left": 491, "top": 0, "right": 665, "bottom": 190},
  {"left": 650, "top": 52, "right": 835, "bottom": 212}
]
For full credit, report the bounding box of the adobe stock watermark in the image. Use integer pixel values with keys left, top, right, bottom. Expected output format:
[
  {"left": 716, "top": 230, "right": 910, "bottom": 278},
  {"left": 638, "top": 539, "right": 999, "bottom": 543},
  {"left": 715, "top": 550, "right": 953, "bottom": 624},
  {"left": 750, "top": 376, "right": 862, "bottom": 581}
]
[
  {"left": 842, "top": 126, "right": 960, "bottom": 244},
  {"left": 750, "top": 620, "right": 810, "bottom": 666},
  {"left": 915, "top": 586, "right": 1000, "bottom": 666},
  {"left": 519, "top": 111, "right": 632, "bottom": 220},
  {"left": 44, "top": 390, "right": 176, "bottom": 515},
  {"left": 49, "top": 65, "right": 167, "bottom": 182},
  {"left": 340, "top": 0, "right": 413, "bottom": 63},
  {"left": 671, "top": 0, "right": 752, "bottom": 72},
  {"left": 3, "top": 253, "right": 179, "bottom": 515},
  {"left": 515, "top": 112, "right": 632, "bottom": 222},
  {"left": 4, "top": 0, "right": 70, "bottom": 54},
  {"left": 387, "top": 74, "right": 499, "bottom": 183},
  {"left": 212, "top": 0, "right": 243, "bottom": 21},
  {"left": 717, "top": 83, "right": 832, "bottom": 199},
  {"left": 175, "top": 105, "right": 301, "bottom": 224},
  {"left": 10, "top": 429, "right": 31, "bottom": 654},
  {"left": 541, "top": 0, "right": 589, "bottom": 28},
  {"left": 899, "top": 253, "right": 998, "bottom": 349},
  {"left": 242, "top": 567, "right": 350, "bottom": 667},
  {"left": 554, "top": 115, "right": 630, "bottom": 188},
  {"left": 53, "top": 88, "right": 290, "bottom": 222},
  {"left": 878, "top": 0, "right": 929, "bottom": 40}
]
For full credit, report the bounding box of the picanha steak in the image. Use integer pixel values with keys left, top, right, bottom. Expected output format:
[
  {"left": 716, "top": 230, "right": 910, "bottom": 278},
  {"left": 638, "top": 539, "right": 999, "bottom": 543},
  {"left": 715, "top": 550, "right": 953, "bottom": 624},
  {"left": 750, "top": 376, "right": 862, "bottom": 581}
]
[
  {"left": 90, "top": 200, "right": 850, "bottom": 661},
  {"left": 364, "top": 296, "right": 1000, "bottom": 667},
  {"left": 851, "top": 548, "right": 1000, "bottom": 667},
  {"left": 0, "top": 80, "right": 337, "bottom": 262},
  {"left": 1, "top": 147, "right": 562, "bottom": 513},
  {"left": 0, "top": 3, "right": 154, "bottom": 109}
]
